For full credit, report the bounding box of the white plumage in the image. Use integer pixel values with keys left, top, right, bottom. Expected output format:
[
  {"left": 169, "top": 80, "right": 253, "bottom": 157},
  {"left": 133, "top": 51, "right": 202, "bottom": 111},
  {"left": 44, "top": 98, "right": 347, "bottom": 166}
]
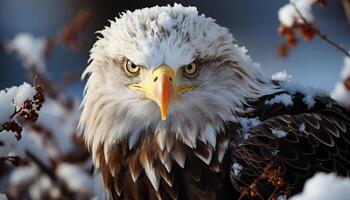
[{"left": 79, "top": 4, "right": 276, "bottom": 164}]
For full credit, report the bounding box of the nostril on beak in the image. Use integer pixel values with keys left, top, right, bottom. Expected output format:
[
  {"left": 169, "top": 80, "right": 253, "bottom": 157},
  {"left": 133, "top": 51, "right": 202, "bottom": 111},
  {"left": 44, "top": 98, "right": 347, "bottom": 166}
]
[
  {"left": 153, "top": 77, "right": 158, "bottom": 82},
  {"left": 169, "top": 77, "right": 173, "bottom": 82}
]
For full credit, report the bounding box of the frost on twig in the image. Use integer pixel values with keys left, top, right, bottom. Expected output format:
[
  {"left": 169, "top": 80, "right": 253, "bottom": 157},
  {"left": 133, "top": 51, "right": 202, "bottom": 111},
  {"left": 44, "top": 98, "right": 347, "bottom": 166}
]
[{"left": 277, "top": 0, "right": 349, "bottom": 58}]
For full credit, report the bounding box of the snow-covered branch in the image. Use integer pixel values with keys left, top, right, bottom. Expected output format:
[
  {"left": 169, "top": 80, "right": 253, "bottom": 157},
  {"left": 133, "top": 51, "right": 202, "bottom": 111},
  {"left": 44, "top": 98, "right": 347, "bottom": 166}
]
[
  {"left": 0, "top": 82, "right": 44, "bottom": 141},
  {"left": 0, "top": 8, "right": 94, "bottom": 200}
]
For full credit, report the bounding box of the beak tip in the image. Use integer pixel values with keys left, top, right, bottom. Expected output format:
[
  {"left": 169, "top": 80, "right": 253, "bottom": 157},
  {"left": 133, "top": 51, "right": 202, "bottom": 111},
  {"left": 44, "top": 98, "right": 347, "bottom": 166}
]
[{"left": 161, "top": 111, "right": 167, "bottom": 121}]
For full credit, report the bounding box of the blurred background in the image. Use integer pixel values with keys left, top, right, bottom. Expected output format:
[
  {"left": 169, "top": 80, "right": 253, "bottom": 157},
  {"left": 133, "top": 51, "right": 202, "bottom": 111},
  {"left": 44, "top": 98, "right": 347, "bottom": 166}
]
[
  {"left": 0, "top": 0, "right": 349, "bottom": 95},
  {"left": 0, "top": 0, "right": 349, "bottom": 199}
]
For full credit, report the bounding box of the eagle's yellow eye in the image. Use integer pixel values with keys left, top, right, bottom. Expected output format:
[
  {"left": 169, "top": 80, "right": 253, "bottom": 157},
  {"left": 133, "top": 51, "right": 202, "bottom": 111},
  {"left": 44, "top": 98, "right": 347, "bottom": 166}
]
[
  {"left": 125, "top": 59, "right": 141, "bottom": 76},
  {"left": 183, "top": 62, "right": 197, "bottom": 78}
]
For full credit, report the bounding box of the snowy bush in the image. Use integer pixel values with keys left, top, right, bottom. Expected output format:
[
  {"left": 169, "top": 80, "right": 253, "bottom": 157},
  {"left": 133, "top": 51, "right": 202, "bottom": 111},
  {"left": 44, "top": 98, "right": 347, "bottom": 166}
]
[{"left": 0, "top": 8, "right": 94, "bottom": 200}]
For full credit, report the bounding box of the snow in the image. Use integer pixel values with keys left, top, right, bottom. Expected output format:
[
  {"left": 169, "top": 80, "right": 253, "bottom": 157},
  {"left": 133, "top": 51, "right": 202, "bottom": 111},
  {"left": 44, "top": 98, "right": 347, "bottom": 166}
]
[
  {"left": 271, "top": 70, "right": 292, "bottom": 82},
  {"left": 299, "top": 123, "right": 306, "bottom": 132},
  {"left": 278, "top": 0, "right": 314, "bottom": 27},
  {"left": 232, "top": 162, "right": 243, "bottom": 176},
  {"left": 1, "top": 93, "right": 86, "bottom": 199},
  {"left": 302, "top": 94, "right": 315, "bottom": 109},
  {"left": 5, "top": 33, "right": 47, "bottom": 73},
  {"left": 290, "top": 173, "right": 350, "bottom": 200},
  {"left": 0, "top": 13, "right": 92, "bottom": 200},
  {"left": 331, "top": 56, "right": 350, "bottom": 108},
  {"left": 0, "top": 82, "right": 36, "bottom": 124},
  {"left": 35, "top": 99, "right": 78, "bottom": 156},
  {"left": 0, "top": 83, "right": 53, "bottom": 165},
  {"left": 270, "top": 128, "right": 288, "bottom": 138},
  {"left": 331, "top": 83, "right": 350, "bottom": 108},
  {"left": 277, "top": 195, "right": 287, "bottom": 200},
  {"left": 340, "top": 56, "right": 350, "bottom": 80},
  {"left": 28, "top": 175, "right": 60, "bottom": 200},
  {"left": 272, "top": 149, "right": 280, "bottom": 156},
  {"left": 13, "top": 83, "right": 36, "bottom": 109},
  {"left": 56, "top": 163, "right": 94, "bottom": 195},
  {"left": 9, "top": 165, "right": 39, "bottom": 186},
  {"left": 280, "top": 81, "right": 327, "bottom": 97},
  {"left": 235, "top": 117, "right": 261, "bottom": 139},
  {"left": 265, "top": 93, "right": 293, "bottom": 106},
  {"left": 280, "top": 81, "right": 327, "bottom": 109},
  {"left": 272, "top": 71, "right": 326, "bottom": 109},
  {"left": 0, "top": 129, "right": 51, "bottom": 166},
  {"left": 0, "top": 194, "right": 8, "bottom": 200}
]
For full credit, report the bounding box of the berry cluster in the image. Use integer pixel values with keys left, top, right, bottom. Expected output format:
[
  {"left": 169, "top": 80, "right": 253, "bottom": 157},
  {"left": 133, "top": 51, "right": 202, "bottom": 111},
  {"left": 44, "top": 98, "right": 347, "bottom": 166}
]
[
  {"left": 1, "top": 84, "right": 45, "bottom": 140},
  {"left": 277, "top": 0, "right": 327, "bottom": 57},
  {"left": 277, "top": 23, "right": 318, "bottom": 57},
  {"left": 240, "top": 163, "right": 292, "bottom": 200}
]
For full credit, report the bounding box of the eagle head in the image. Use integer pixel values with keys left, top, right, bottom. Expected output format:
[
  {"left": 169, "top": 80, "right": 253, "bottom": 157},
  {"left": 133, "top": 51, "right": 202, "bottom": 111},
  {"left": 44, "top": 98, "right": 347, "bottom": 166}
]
[{"left": 79, "top": 4, "right": 275, "bottom": 159}]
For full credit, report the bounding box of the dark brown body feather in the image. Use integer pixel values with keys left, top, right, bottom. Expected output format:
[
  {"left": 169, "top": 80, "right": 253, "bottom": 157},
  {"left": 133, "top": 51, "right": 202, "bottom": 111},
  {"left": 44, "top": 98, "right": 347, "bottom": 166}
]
[
  {"left": 231, "top": 90, "right": 350, "bottom": 199},
  {"left": 96, "top": 89, "right": 350, "bottom": 200},
  {"left": 97, "top": 128, "right": 237, "bottom": 200}
]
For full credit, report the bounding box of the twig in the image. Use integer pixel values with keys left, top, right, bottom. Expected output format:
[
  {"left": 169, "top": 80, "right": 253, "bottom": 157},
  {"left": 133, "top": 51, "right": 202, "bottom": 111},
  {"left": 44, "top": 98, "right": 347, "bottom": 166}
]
[
  {"left": 292, "top": 2, "right": 350, "bottom": 58},
  {"left": 9, "top": 107, "right": 22, "bottom": 119}
]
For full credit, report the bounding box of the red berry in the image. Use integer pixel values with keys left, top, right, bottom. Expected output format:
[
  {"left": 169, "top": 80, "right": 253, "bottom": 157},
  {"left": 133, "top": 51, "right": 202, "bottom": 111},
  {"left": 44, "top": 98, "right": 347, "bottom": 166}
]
[
  {"left": 287, "top": 37, "right": 298, "bottom": 47},
  {"left": 23, "top": 100, "right": 33, "bottom": 110},
  {"left": 20, "top": 110, "right": 27, "bottom": 117},
  {"left": 3, "top": 122, "right": 11, "bottom": 131},
  {"left": 250, "top": 190, "right": 257, "bottom": 198},
  {"left": 277, "top": 43, "right": 289, "bottom": 57},
  {"left": 277, "top": 177, "right": 285, "bottom": 187},
  {"left": 36, "top": 85, "right": 44, "bottom": 93},
  {"left": 15, "top": 131, "right": 22, "bottom": 140},
  {"left": 34, "top": 93, "right": 45, "bottom": 102}
]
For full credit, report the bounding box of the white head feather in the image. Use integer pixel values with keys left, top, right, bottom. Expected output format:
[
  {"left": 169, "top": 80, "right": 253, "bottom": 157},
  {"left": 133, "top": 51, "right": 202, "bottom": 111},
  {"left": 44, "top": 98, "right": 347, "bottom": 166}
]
[{"left": 79, "top": 4, "right": 277, "bottom": 162}]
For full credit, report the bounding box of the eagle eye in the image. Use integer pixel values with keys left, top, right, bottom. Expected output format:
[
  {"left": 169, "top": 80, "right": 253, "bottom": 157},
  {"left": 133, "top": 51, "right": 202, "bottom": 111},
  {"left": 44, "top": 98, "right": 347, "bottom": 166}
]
[
  {"left": 124, "top": 59, "right": 141, "bottom": 76},
  {"left": 183, "top": 62, "right": 198, "bottom": 78}
]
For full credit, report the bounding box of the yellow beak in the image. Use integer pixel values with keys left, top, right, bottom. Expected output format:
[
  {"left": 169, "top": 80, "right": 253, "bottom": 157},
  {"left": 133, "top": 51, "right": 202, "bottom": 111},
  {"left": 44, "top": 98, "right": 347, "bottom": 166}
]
[
  {"left": 129, "top": 65, "right": 194, "bottom": 121},
  {"left": 152, "top": 65, "right": 174, "bottom": 120}
]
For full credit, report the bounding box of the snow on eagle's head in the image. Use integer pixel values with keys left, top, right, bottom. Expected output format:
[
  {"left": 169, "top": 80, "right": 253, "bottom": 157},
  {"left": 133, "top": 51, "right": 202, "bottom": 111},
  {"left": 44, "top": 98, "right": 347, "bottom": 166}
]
[{"left": 79, "top": 4, "right": 275, "bottom": 159}]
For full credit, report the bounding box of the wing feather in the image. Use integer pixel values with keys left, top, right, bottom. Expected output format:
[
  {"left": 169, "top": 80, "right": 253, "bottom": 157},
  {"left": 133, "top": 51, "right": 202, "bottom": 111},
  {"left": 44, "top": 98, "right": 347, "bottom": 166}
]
[{"left": 230, "top": 92, "right": 350, "bottom": 199}]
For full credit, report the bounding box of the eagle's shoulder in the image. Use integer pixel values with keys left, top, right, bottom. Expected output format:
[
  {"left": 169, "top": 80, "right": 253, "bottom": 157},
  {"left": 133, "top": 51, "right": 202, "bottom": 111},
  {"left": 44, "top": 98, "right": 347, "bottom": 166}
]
[{"left": 229, "top": 88, "right": 350, "bottom": 199}]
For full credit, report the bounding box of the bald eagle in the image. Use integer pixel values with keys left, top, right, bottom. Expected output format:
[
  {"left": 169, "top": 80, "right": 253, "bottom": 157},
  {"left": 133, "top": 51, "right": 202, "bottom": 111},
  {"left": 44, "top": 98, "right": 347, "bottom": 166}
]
[{"left": 79, "top": 4, "right": 350, "bottom": 200}]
